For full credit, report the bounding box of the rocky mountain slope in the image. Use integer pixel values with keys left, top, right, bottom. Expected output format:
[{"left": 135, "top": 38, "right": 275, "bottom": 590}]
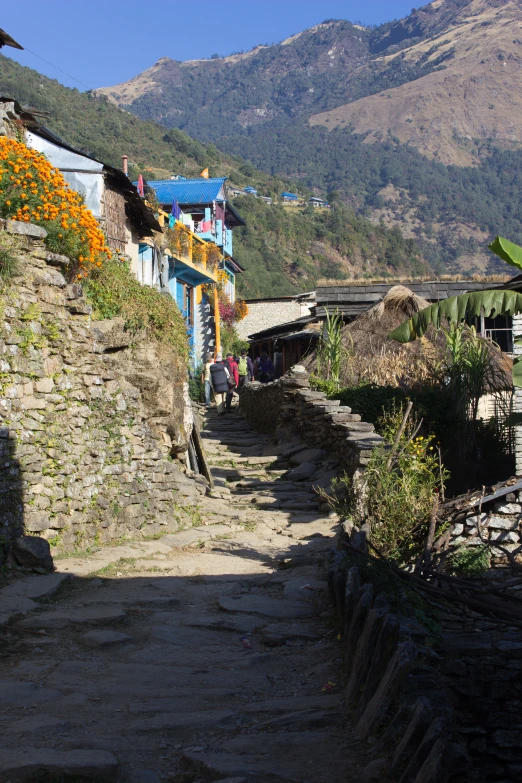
[
  {"left": 311, "top": 0, "right": 522, "bottom": 165},
  {"left": 95, "top": 0, "right": 522, "bottom": 277},
  {"left": 98, "top": 0, "right": 521, "bottom": 167}
]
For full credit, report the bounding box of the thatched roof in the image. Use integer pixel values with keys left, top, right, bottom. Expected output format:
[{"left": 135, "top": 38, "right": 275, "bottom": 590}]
[{"left": 308, "top": 285, "right": 513, "bottom": 390}]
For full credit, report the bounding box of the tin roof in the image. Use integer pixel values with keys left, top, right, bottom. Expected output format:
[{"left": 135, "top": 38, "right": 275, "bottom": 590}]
[{"left": 144, "top": 178, "right": 227, "bottom": 206}]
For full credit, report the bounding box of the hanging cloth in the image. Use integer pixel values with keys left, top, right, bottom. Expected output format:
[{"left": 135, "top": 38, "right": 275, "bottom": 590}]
[
  {"left": 137, "top": 175, "right": 145, "bottom": 197},
  {"left": 171, "top": 199, "right": 181, "bottom": 220}
]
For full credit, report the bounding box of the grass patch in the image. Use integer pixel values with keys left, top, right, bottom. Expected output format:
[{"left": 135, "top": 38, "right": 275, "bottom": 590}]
[
  {"left": 91, "top": 557, "right": 137, "bottom": 577},
  {"left": 84, "top": 258, "right": 189, "bottom": 359}
]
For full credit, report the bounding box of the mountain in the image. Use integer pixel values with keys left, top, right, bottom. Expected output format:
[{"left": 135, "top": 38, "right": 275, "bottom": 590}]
[
  {"left": 98, "top": 0, "right": 521, "bottom": 166},
  {"left": 97, "top": 0, "right": 522, "bottom": 276},
  {"left": 0, "top": 53, "right": 427, "bottom": 296},
  {"left": 311, "top": 0, "right": 522, "bottom": 166}
]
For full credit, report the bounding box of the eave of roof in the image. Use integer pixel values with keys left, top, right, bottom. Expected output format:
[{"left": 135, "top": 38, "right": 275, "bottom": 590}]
[
  {"left": 225, "top": 200, "right": 246, "bottom": 227},
  {"left": 224, "top": 257, "right": 245, "bottom": 274},
  {"left": 0, "top": 29, "right": 23, "bottom": 50},
  {"left": 248, "top": 314, "right": 317, "bottom": 341}
]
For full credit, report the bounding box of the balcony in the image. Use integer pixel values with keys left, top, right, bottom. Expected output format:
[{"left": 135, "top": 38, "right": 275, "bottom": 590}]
[{"left": 164, "top": 222, "right": 220, "bottom": 286}]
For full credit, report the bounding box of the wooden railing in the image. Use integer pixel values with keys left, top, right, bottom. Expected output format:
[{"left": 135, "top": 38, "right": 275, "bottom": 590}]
[{"left": 157, "top": 209, "right": 221, "bottom": 275}]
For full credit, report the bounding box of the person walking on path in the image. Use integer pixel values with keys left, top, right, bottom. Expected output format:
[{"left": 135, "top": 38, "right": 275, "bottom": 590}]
[
  {"left": 210, "top": 353, "right": 229, "bottom": 416},
  {"left": 237, "top": 349, "right": 254, "bottom": 392},
  {"left": 259, "top": 352, "right": 275, "bottom": 384},
  {"left": 225, "top": 352, "right": 239, "bottom": 412},
  {"left": 201, "top": 353, "right": 214, "bottom": 408}
]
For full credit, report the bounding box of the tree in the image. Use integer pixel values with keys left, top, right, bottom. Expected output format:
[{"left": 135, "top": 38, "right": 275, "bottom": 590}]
[{"left": 389, "top": 236, "right": 522, "bottom": 389}]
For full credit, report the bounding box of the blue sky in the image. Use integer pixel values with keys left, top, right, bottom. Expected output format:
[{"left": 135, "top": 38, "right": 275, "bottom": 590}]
[{"left": 2, "top": 1, "right": 417, "bottom": 91}]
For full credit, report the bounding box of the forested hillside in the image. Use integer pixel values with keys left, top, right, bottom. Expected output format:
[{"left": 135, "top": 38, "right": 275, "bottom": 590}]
[
  {"left": 232, "top": 196, "right": 425, "bottom": 298},
  {"left": 223, "top": 123, "right": 522, "bottom": 276},
  {"left": 0, "top": 53, "right": 426, "bottom": 295}
]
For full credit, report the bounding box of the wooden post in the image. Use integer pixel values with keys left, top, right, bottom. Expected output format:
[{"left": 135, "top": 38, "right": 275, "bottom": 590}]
[{"left": 214, "top": 286, "right": 221, "bottom": 357}]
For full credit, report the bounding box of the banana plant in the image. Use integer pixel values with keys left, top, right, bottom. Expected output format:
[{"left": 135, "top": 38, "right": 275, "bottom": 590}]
[{"left": 389, "top": 236, "right": 522, "bottom": 392}]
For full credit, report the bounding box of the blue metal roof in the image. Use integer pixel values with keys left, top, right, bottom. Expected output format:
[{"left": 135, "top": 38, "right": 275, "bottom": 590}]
[
  {"left": 143, "top": 177, "right": 227, "bottom": 206},
  {"left": 281, "top": 191, "right": 299, "bottom": 199}
]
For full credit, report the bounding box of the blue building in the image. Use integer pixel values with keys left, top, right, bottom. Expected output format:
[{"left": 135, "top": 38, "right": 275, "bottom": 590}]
[{"left": 143, "top": 177, "right": 246, "bottom": 364}]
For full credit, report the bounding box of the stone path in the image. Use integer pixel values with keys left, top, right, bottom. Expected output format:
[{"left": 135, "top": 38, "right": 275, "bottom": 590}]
[{"left": 0, "top": 409, "right": 372, "bottom": 783}]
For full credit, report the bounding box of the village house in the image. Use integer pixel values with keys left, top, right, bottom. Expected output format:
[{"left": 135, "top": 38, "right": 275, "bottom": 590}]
[
  {"left": 247, "top": 279, "right": 494, "bottom": 377},
  {"left": 280, "top": 191, "right": 301, "bottom": 205},
  {"left": 309, "top": 196, "right": 330, "bottom": 209},
  {"left": 143, "top": 176, "right": 246, "bottom": 365}
]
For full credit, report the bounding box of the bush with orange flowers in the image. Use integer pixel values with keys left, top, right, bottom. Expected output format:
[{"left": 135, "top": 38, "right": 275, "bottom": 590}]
[{"left": 0, "top": 136, "right": 111, "bottom": 279}]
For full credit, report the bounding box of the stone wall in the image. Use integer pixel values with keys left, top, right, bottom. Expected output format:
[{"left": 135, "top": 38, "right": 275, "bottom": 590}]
[
  {"left": 239, "top": 367, "right": 384, "bottom": 473},
  {"left": 331, "top": 534, "right": 522, "bottom": 781},
  {"left": 448, "top": 488, "right": 522, "bottom": 569},
  {"left": 235, "top": 298, "right": 313, "bottom": 341},
  {"left": 0, "top": 221, "right": 204, "bottom": 557},
  {"left": 329, "top": 544, "right": 469, "bottom": 782},
  {"left": 0, "top": 99, "right": 20, "bottom": 139}
]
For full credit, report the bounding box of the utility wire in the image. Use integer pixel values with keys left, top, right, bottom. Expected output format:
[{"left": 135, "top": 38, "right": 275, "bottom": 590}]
[{"left": 20, "top": 45, "right": 92, "bottom": 91}]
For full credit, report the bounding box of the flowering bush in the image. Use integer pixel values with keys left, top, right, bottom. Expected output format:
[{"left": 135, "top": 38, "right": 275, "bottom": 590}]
[
  {"left": 234, "top": 299, "right": 248, "bottom": 320},
  {"left": 0, "top": 137, "right": 110, "bottom": 279},
  {"left": 218, "top": 299, "right": 236, "bottom": 324}
]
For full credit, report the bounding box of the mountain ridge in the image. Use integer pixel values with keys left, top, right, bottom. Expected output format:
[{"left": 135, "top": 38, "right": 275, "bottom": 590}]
[{"left": 93, "top": 0, "right": 522, "bottom": 278}]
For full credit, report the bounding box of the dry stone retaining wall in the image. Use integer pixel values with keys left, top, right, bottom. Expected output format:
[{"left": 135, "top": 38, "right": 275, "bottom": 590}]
[
  {"left": 239, "top": 367, "right": 385, "bottom": 473},
  {"left": 0, "top": 222, "right": 203, "bottom": 558},
  {"left": 331, "top": 535, "right": 522, "bottom": 782},
  {"left": 448, "top": 490, "right": 522, "bottom": 568}
]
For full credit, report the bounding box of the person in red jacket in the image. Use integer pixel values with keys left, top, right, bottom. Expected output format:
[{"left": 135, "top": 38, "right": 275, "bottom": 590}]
[{"left": 225, "top": 352, "right": 239, "bottom": 412}]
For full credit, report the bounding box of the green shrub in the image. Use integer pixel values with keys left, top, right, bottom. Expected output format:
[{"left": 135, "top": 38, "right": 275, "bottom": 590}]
[
  {"left": 84, "top": 259, "right": 188, "bottom": 360},
  {"left": 327, "top": 403, "right": 448, "bottom": 564},
  {"left": 0, "top": 233, "right": 21, "bottom": 282},
  {"left": 189, "top": 367, "right": 204, "bottom": 403},
  {"left": 448, "top": 545, "right": 490, "bottom": 577}
]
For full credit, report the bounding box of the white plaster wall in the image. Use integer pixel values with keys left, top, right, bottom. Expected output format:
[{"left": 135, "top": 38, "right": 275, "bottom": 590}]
[{"left": 236, "top": 300, "right": 312, "bottom": 340}]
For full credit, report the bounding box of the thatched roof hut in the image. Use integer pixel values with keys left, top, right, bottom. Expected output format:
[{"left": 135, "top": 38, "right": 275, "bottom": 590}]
[{"left": 307, "top": 285, "right": 512, "bottom": 390}]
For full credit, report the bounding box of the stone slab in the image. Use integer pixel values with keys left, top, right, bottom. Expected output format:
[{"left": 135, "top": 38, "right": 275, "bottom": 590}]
[
  {"left": 261, "top": 622, "right": 321, "bottom": 645},
  {"left": 0, "top": 748, "right": 118, "bottom": 781},
  {"left": 131, "top": 710, "right": 241, "bottom": 735},
  {"left": 0, "top": 573, "right": 70, "bottom": 625},
  {"left": 184, "top": 731, "right": 349, "bottom": 783},
  {"left": 289, "top": 448, "right": 324, "bottom": 465},
  {"left": 0, "top": 679, "right": 63, "bottom": 706},
  {"left": 183, "top": 615, "right": 266, "bottom": 633},
  {"left": 219, "top": 595, "right": 316, "bottom": 619},
  {"left": 17, "top": 607, "right": 127, "bottom": 630},
  {"left": 286, "top": 462, "right": 316, "bottom": 481},
  {"left": 80, "top": 630, "right": 134, "bottom": 648}
]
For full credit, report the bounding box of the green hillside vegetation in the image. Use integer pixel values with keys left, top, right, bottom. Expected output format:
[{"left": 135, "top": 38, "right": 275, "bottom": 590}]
[
  {"left": 233, "top": 196, "right": 426, "bottom": 298},
  {"left": 0, "top": 53, "right": 427, "bottom": 295},
  {"left": 223, "top": 122, "right": 522, "bottom": 275}
]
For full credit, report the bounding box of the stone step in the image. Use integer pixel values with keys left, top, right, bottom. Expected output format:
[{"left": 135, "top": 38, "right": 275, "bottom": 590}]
[
  {"left": 209, "top": 455, "right": 283, "bottom": 467},
  {"left": 0, "top": 749, "right": 119, "bottom": 781}
]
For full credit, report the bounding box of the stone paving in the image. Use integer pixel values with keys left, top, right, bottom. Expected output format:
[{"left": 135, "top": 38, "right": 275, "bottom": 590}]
[{"left": 0, "top": 409, "right": 372, "bottom": 782}]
